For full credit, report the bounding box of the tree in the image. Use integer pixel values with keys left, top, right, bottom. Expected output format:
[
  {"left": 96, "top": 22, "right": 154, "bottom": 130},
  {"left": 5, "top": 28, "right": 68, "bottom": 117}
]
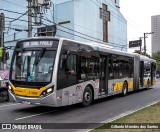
[
  {"left": 134, "top": 50, "right": 151, "bottom": 58},
  {"left": 152, "top": 51, "right": 160, "bottom": 70}
]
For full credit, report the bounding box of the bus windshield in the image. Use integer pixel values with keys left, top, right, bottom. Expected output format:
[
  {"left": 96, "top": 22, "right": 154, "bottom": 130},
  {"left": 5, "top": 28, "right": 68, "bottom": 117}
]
[{"left": 11, "top": 50, "right": 56, "bottom": 83}]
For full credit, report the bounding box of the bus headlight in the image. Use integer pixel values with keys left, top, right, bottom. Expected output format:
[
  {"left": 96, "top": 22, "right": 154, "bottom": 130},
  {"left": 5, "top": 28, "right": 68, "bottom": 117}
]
[
  {"left": 47, "top": 88, "right": 53, "bottom": 93},
  {"left": 41, "top": 87, "right": 54, "bottom": 97},
  {"left": 8, "top": 85, "right": 12, "bottom": 90},
  {"left": 8, "top": 85, "right": 14, "bottom": 93}
]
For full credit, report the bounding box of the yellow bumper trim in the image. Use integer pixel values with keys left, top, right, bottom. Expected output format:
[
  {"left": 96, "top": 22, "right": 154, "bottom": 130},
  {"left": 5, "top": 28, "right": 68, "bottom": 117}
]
[{"left": 11, "top": 85, "right": 46, "bottom": 97}]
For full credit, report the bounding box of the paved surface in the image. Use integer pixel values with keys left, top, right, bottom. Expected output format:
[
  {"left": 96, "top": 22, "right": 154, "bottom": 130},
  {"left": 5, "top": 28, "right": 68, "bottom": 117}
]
[{"left": 0, "top": 80, "right": 160, "bottom": 132}]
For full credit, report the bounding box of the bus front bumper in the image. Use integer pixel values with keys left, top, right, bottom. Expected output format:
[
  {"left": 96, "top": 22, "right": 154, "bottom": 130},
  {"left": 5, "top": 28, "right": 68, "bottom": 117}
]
[{"left": 8, "top": 91, "right": 57, "bottom": 107}]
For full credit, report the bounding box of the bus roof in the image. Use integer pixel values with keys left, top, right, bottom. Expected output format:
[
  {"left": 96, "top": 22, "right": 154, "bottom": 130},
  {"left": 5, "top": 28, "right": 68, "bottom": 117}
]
[
  {"left": 58, "top": 37, "right": 136, "bottom": 58},
  {"left": 17, "top": 37, "right": 156, "bottom": 63}
]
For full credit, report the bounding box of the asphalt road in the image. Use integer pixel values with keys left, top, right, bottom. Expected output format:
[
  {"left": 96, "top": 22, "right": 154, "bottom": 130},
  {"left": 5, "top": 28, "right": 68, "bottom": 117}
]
[{"left": 0, "top": 80, "right": 160, "bottom": 131}]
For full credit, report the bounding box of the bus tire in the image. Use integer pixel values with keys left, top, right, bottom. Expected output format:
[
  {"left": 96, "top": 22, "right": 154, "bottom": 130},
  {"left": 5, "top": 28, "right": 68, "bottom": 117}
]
[
  {"left": 122, "top": 82, "right": 128, "bottom": 96},
  {"left": 82, "top": 86, "right": 93, "bottom": 107}
]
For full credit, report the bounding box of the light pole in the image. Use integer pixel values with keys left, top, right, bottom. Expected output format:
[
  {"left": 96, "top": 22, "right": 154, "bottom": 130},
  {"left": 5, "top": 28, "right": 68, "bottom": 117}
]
[
  {"left": 0, "top": 13, "right": 5, "bottom": 70},
  {"left": 139, "top": 37, "right": 143, "bottom": 54},
  {"left": 27, "top": 0, "right": 32, "bottom": 38},
  {"left": 144, "top": 32, "right": 154, "bottom": 55}
]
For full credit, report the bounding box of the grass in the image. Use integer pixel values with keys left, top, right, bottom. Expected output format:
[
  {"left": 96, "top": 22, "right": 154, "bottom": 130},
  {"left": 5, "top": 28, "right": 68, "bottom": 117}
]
[{"left": 92, "top": 102, "right": 160, "bottom": 132}]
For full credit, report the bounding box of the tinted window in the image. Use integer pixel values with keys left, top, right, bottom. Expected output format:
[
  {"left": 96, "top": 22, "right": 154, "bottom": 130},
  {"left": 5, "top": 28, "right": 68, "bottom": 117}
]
[
  {"left": 57, "top": 40, "right": 79, "bottom": 90},
  {"left": 109, "top": 55, "right": 134, "bottom": 79}
]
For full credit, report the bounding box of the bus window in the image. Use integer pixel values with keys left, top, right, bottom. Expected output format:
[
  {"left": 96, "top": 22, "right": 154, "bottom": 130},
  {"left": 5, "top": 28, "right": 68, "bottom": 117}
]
[
  {"left": 108, "top": 55, "right": 114, "bottom": 79},
  {"left": 128, "top": 58, "right": 134, "bottom": 78},
  {"left": 80, "top": 56, "right": 99, "bottom": 80},
  {"left": 113, "top": 55, "right": 119, "bottom": 79},
  {"left": 11, "top": 50, "right": 56, "bottom": 82},
  {"left": 109, "top": 55, "right": 134, "bottom": 79},
  {"left": 57, "top": 53, "right": 77, "bottom": 90}
]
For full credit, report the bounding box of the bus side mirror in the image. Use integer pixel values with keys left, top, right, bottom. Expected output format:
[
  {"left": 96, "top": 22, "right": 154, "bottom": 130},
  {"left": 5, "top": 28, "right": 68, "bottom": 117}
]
[
  {"left": 5, "top": 52, "right": 10, "bottom": 60},
  {"left": 67, "top": 51, "right": 70, "bottom": 56}
]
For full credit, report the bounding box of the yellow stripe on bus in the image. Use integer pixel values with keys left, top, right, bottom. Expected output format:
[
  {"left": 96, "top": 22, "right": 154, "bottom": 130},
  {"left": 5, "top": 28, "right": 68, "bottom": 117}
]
[
  {"left": 143, "top": 80, "right": 148, "bottom": 86},
  {"left": 153, "top": 79, "right": 156, "bottom": 85},
  {"left": 113, "top": 82, "right": 123, "bottom": 91},
  {"left": 11, "top": 85, "right": 46, "bottom": 97},
  {"left": 128, "top": 81, "right": 133, "bottom": 89},
  {"left": 113, "top": 81, "right": 133, "bottom": 92}
]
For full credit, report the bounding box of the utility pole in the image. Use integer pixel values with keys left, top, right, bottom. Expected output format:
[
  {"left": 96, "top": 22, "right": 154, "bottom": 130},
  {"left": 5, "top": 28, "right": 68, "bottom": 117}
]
[
  {"left": 0, "top": 13, "right": 5, "bottom": 70},
  {"left": 0, "top": 13, "right": 4, "bottom": 48},
  {"left": 139, "top": 37, "right": 143, "bottom": 54},
  {"left": 144, "top": 32, "right": 154, "bottom": 55},
  {"left": 27, "top": 0, "right": 52, "bottom": 37},
  {"left": 28, "top": 0, "right": 32, "bottom": 37},
  {"left": 144, "top": 33, "right": 146, "bottom": 55}
]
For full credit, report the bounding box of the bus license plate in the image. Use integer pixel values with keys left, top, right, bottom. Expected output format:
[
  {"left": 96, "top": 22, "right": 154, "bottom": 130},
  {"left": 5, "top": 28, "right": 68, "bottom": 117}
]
[{"left": 22, "top": 101, "right": 31, "bottom": 104}]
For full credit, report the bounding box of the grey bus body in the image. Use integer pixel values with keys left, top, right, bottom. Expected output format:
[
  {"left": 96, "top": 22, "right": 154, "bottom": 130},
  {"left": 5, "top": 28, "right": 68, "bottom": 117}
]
[{"left": 8, "top": 37, "right": 157, "bottom": 107}]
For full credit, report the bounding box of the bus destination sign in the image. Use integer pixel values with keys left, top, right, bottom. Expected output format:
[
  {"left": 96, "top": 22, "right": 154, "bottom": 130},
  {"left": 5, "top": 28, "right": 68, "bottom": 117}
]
[{"left": 23, "top": 41, "right": 54, "bottom": 48}]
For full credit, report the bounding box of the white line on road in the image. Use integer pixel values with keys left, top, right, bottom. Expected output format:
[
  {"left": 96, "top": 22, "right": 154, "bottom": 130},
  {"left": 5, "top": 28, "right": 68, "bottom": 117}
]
[
  {"left": 15, "top": 110, "right": 58, "bottom": 121},
  {"left": 102, "top": 101, "right": 160, "bottom": 123},
  {"left": 82, "top": 100, "right": 160, "bottom": 132},
  {"left": 0, "top": 103, "right": 20, "bottom": 108}
]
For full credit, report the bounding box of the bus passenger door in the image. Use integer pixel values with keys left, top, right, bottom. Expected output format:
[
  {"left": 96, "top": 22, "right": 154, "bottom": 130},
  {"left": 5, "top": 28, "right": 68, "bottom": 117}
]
[
  {"left": 99, "top": 55, "right": 108, "bottom": 95},
  {"left": 150, "top": 63, "right": 154, "bottom": 85},
  {"left": 140, "top": 61, "right": 144, "bottom": 87}
]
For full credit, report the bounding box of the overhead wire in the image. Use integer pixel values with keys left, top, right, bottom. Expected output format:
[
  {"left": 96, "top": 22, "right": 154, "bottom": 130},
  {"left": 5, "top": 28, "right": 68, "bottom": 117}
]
[
  {"left": 7, "top": 10, "right": 29, "bottom": 33},
  {"left": 1, "top": 0, "right": 144, "bottom": 33},
  {"left": 0, "top": 0, "right": 26, "bottom": 8},
  {"left": 1, "top": 4, "right": 127, "bottom": 42},
  {"left": 3, "top": 6, "right": 128, "bottom": 49},
  {"left": 2, "top": 1, "right": 128, "bottom": 49},
  {"left": 44, "top": 23, "right": 127, "bottom": 50},
  {"left": 2, "top": 0, "right": 153, "bottom": 54},
  {"left": 48, "top": 1, "right": 127, "bottom": 42},
  {"left": 5, "top": 15, "right": 128, "bottom": 49},
  {"left": 43, "top": 12, "right": 127, "bottom": 49},
  {"left": 88, "top": 0, "right": 127, "bottom": 24},
  {"left": 42, "top": 19, "right": 127, "bottom": 50}
]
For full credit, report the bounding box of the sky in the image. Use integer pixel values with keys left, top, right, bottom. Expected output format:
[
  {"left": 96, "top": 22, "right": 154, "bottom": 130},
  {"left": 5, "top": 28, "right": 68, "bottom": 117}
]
[{"left": 120, "top": 0, "right": 160, "bottom": 55}]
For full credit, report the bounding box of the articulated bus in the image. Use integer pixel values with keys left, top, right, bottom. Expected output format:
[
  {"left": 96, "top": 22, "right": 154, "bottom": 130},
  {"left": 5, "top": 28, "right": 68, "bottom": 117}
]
[{"left": 8, "top": 37, "right": 156, "bottom": 107}]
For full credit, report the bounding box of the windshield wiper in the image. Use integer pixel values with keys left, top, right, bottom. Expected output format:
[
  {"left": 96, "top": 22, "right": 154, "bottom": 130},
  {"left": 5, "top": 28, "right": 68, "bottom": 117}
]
[{"left": 34, "top": 48, "right": 46, "bottom": 66}]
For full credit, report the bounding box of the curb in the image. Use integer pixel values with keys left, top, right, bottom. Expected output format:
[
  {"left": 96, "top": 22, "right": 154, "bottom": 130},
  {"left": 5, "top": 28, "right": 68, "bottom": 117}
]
[{"left": 82, "top": 100, "right": 160, "bottom": 132}]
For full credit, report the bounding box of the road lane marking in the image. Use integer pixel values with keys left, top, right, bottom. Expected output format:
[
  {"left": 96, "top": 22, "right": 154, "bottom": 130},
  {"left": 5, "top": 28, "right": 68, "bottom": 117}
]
[
  {"left": 83, "top": 100, "right": 160, "bottom": 132},
  {"left": 0, "top": 103, "right": 20, "bottom": 108},
  {"left": 102, "top": 101, "right": 160, "bottom": 123},
  {"left": 15, "top": 110, "right": 58, "bottom": 121}
]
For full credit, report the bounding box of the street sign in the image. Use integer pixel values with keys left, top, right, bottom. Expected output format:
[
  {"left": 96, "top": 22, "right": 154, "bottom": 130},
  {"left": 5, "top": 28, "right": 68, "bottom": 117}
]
[{"left": 129, "top": 40, "right": 142, "bottom": 48}]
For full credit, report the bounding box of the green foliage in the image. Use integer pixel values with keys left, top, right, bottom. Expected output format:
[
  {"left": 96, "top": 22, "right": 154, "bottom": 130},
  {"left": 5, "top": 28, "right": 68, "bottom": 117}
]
[
  {"left": 152, "top": 51, "right": 160, "bottom": 70},
  {"left": 0, "top": 47, "right": 3, "bottom": 57},
  {"left": 134, "top": 50, "right": 151, "bottom": 58}
]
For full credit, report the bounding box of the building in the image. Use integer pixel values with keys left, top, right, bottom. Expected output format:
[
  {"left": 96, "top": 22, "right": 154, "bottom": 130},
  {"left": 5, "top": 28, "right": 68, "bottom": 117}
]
[
  {"left": 151, "top": 15, "right": 160, "bottom": 54},
  {"left": 54, "top": 0, "right": 127, "bottom": 51},
  {"left": 1, "top": 0, "right": 127, "bottom": 55}
]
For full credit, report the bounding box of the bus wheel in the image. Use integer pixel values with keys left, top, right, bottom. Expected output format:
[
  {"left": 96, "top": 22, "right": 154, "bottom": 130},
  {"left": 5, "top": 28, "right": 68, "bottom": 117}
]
[
  {"left": 82, "top": 86, "right": 93, "bottom": 107},
  {"left": 122, "top": 82, "right": 128, "bottom": 96}
]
